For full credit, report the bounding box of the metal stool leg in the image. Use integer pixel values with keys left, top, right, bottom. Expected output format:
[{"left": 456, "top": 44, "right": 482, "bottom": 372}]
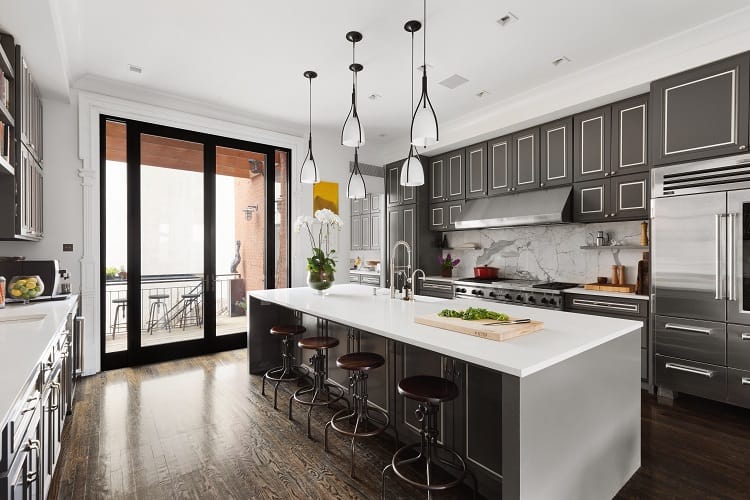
[{"left": 147, "top": 301, "right": 157, "bottom": 334}]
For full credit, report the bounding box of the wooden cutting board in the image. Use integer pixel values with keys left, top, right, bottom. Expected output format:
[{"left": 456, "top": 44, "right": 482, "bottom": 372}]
[
  {"left": 584, "top": 283, "right": 636, "bottom": 293},
  {"left": 414, "top": 314, "right": 544, "bottom": 342}
]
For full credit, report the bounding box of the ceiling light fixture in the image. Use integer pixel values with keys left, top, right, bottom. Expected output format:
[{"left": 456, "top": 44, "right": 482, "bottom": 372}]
[
  {"left": 300, "top": 70, "right": 320, "bottom": 184},
  {"left": 341, "top": 31, "right": 365, "bottom": 147},
  {"left": 552, "top": 56, "right": 571, "bottom": 66},
  {"left": 347, "top": 148, "right": 367, "bottom": 199},
  {"left": 401, "top": 20, "right": 425, "bottom": 187},
  {"left": 411, "top": 0, "right": 439, "bottom": 148}
]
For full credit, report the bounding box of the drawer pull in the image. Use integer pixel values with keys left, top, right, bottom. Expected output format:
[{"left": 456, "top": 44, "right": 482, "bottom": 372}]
[
  {"left": 571, "top": 298, "right": 639, "bottom": 313},
  {"left": 424, "top": 283, "right": 452, "bottom": 290},
  {"left": 741, "top": 333, "right": 750, "bottom": 341},
  {"left": 742, "top": 378, "right": 750, "bottom": 385},
  {"left": 664, "top": 323, "right": 713, "bottom": 335},
  {"left": 665, "top": 362, "right": 715, "bottom": 378}
]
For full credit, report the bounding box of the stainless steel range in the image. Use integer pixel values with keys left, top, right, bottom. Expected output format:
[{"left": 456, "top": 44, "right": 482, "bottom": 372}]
[{"left": 453, "top": 278, "right": 577, "bottom": 310}]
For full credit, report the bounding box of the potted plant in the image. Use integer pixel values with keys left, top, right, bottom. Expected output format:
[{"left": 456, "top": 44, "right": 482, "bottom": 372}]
[
  {"left": 439, "top": 253, "right": 460, "bottom": 278},
  {"left": 295, "top": 208, "right": 343, "bottom": 294}
]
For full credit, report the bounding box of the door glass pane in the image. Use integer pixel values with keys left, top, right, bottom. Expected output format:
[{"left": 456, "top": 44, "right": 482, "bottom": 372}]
[
  {"left": 275, "top": 150, "right": 289, "bottom": 288},
  {"left": 140, "top": 134, "right": 204, "bottom": 347},
  {"left": 215, "top": 146, "right": 266, "bottom": 336},
  {"left": 104, "top": 120, "right": 128, "bottom": 353}
]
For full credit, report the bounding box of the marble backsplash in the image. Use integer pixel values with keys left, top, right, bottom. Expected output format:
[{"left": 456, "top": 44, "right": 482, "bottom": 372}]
[{"left": 442, "top": 221, "right": 647, "bottom": 285}]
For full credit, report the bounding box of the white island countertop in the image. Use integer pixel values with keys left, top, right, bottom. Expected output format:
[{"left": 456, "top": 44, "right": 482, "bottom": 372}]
[
  {"left": 0, "top": 296, "right": 79, "bottom": 428},
  {"left": 250, "top": 285, "right": 641, "bottom": 378}
]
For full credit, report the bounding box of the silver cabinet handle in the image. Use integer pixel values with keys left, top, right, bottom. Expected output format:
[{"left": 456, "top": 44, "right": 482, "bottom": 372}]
[
  {"left": 665, "top": 362, "right": 715, "bottom": 378},
  {"left": 742, "top": 378, "right": 750, "bottom": 385},
  {"left": 742, "top": 333, "right": 750, "bottom": 341},
  {"left": 728, "top": 212, "right": 737, "bottom": 301},
  {"left": 715, "top": 213, "right": 726, "bottom": 300},
  {"left": 571, "top": 298, "right": 639, "bottom": 313},
  {"left": 664, "top": 323, "right": 713, "bottom": 335}
]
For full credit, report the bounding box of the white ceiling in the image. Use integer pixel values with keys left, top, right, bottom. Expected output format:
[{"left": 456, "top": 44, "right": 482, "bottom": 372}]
[{"left": 3, "top": 0, "right": 750, "bottom": 151}]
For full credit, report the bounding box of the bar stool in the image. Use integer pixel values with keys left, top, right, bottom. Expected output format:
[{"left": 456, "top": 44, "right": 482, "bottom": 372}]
[
  {"left": 179, "top": 293, "right": 203, "bottom": 330},
  {"left": 147, "top": 293, "right": 171, "bottom": 334},
  {"left": 382, "top": 375, "right": 475, "bottom": 500},
  {"left": 289, "top": 336, "right": 347, "bottom": 439},
  {"left": 324, "top": 352, "right": 396, "bottom": 478},
  {"left": 111, "top": 298, "right": 128, "bottom": 338},
  {"left": 261, "top": 324, "right": 307, "bottom": 409}
]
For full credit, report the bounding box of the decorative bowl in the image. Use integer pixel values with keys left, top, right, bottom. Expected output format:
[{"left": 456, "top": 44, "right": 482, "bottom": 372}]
[{"left": 8, "top": 275, "right": 45, "bottom": 303}]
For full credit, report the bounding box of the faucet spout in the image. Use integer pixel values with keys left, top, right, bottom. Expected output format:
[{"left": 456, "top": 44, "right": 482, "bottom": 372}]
[{"left": 390, "top": 240, "right": 413, "bottom": 299}]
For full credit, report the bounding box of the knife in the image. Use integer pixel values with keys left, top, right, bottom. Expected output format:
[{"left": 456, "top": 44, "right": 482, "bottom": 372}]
[{"left": 480, "top": 318, "right": 532, "bottom": 325}]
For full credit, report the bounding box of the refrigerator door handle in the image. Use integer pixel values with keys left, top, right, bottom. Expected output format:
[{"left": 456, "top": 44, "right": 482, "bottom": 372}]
[
  {"left": 728, "top": 212, "right": 737, "bottom": 301},
  {"left": 715, "top": 213, "right": 726, "bottom": 300}
]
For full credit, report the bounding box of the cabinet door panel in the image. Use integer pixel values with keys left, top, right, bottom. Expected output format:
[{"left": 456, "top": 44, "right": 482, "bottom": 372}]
[
  {"left": 652, "top": 53, "right": 749, "bottom": 164},
  {"left": 446, "top": 150, "right": 465, "bottom": 200},
  {"left": 463, "top": 364, "right": 502, "bottom": 478},
  {"left": 611, "top": 172, "right": 649, "bottom": 221},
  {"left": 612, "top": 95, "right": 649, "bottom": 175},
  {"left": 402, "top": 207, "right": 416, "bottom": 254},
  {"left": 359, "top": 332, "right": 389, "bottom": 412},
  {"left": 513, "top": 128, "right": 540, "bottom": 192},
  {"left": 430, "top": 157, "right": 445, "bottom": 203},
  {"left": 387, "top": 209, "right": 400, "bottom": 287},
  {"left": 465, "top": 143, "right": 487, "bottom": 199},
  {"left": 448, "top": 202, "right": 463, "bottom": 229},
  {"left": 351, "top": 198, "right": 362, "bottom": 215},
  {"left": 370, "top": 193, "right": 380, "bottom": 213},
  {"left": 386, "top": 163, "right": 401, "bottom": 206},
  {"left": 430, "top": 205, "right": 446, "bottom": 231},
  {"left": 326, "top": 322, "right": 351, "bottom": 392},
  {"left": 370, "top": 213, "right": 381, "bottom": 250},
  {"left": 361, "top": 215, "right": 371, "bottom": 249},
  {"left": 488, "top": 136, "right": 513, "bottom": 196},
  {"left": 573, "top": 178, "right": 609, "bottom": 222},
  {"left": 541, "top": 118, "right": 573, "bottom": 187},
  {"left": 400, "top": 345, "right": 445, "bottom": 442},
  {"left": 574, "top": 106, "right": 611, "bottom": 181},
  {"left": 351, "top": 215, "right": 362, "bottom": 250},
  {"left": 361, "top": 196, "right": 370, "bottom": 214}
]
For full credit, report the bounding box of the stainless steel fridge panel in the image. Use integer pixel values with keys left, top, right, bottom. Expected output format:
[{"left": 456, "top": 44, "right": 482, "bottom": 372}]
[
  {"left": 727, "top": 191, "right": 750, "bottom": 325},
  {"left": 652, "top": 192, "right": 727, "bottom": 321}
]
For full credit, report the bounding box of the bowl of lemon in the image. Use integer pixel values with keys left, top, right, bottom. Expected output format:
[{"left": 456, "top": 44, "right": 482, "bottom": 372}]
[{"left": 8, "top": 276, "right": 45, "bottom": 304}]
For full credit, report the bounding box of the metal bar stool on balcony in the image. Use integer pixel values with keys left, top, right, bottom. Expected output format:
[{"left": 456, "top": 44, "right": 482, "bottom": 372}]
[
  {"left": 289, "top": 336, "right": 347, "bottom": 439},
  {"left": 324, "top": 351, "right": 397, "bottom": 478},
  {"left": 382, "top": 375, "right": 476, "bottom": 500},
  {"left": 261, "top": 325, "right": 308, "bottom": 409},
  {"left": 179, "top": 293, "right": 203, "bottom": 330},
  {"left": 146, "top": 293, "right": 171, "bottom": 334},
  {"left": 111, "top": 298, "right": 128, "bottom": 338}
]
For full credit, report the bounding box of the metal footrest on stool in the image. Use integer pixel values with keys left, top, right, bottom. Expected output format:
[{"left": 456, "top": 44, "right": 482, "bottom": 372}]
[
  {"left": 262, "top": 365, "right": 308, "bottom": 409},
  {"left": 289, "top": 382, "right": 346, "bottom": 439}
]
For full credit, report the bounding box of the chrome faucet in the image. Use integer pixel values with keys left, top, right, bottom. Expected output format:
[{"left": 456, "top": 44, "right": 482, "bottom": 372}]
[
  {"left": 407, "top": 268, "right": 426, "bottom": 301},
  {"left": 390, "top": 240, "right": 412, "bottom": 299}
]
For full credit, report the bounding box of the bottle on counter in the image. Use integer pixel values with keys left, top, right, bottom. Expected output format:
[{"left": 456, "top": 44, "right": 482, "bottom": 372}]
[{"left": 0, "top": 276, "right": 5, "bottom": 308}]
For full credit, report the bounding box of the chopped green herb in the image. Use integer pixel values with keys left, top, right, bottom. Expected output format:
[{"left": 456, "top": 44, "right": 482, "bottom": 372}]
[{"left": 438, "top": 307, "right": 509, "bottom": 321}]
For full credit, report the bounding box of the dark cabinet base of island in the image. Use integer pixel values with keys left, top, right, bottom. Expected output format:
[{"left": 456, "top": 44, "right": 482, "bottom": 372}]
[{"left": 247, "top": 296, "right": 640, "bottom": 499}]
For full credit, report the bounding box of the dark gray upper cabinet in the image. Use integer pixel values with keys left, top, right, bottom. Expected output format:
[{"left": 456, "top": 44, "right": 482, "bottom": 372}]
[
  {"left": 465, "top": 142, "right": 487, "bottom": 199},
  {"left": 386, "top": 159, "right": 421, "bottom": 207},
  {"left": 370, "top": 193, "right": 381, "bottom": 213},
  {"left": 488, "top": 135, "right": 513, "bottom": 196},
  {"left": 651, "top": 53, "right": 749, "bottom": 165},
  {"left": 512, "top": 128, "right": 540, "bottom": 192},
  {"left": 360, "top": 196, "right": 370, "bottom": 214},
  {"left": 445, "top": 149, "right": 466, "bottom": 201},
  {"left": 361, "top": 214, "right": 371, "bottom": 249},
  {"left": 612, "top": 94, "right": 649, "bottom": 175},
  {"left": 610, "top": 171, "right": 649, "bottom": 221},
  {"left": 540, "top": 118, "right": 573, "bottom": 188},
  {"left": 574, "top": 105, "right": 611, "bottom": 182},
  {"left": 429, "top": 155, "right": 446, "bottom": 203},
  {"left": 429, "top": 200, "right": 464, "bottom": 232},
  {"left": 573, "top": 177, "right": 609, "bottom": 222}
]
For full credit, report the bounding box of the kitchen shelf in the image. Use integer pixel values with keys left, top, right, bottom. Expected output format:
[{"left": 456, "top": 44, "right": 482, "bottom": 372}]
[
  {"left": 579, "top": 245, "right": 648, "bottom": 250},
  {"left": 0, "top": 155, "right": 13, "bottom": 176}
]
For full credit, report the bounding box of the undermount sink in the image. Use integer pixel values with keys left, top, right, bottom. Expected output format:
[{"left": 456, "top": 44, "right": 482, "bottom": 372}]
[{"left": 0, "top": 313, "right": 47, "bottom": 324}]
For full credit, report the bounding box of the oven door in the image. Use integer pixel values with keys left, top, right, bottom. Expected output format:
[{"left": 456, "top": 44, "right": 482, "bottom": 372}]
[{"left": 727, "top": 190, "right": 750, "bottom": 325}]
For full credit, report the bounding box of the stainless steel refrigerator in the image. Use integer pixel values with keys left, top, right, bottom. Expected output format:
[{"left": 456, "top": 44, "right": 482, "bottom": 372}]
[{"left": 652, "top": 153, "right": 750, "bottom": 408}]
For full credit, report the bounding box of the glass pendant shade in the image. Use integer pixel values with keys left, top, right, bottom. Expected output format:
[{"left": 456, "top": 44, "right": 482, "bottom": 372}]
[
  {"left": 400, "top": 150, "right": 424, "bottom": 186},
  {"left": 341, "top": 109, "right": 365, "bottom": 147}
]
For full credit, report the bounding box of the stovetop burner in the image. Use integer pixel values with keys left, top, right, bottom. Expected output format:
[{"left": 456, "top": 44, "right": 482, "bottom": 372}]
[{"left": 532, "top": 282, "right": 579, "bottom": 291}]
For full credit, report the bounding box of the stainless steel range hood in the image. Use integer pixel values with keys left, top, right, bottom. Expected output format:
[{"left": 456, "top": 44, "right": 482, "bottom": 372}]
[{"left": 454, "top": 186, "right": 572, "bottom": 229}]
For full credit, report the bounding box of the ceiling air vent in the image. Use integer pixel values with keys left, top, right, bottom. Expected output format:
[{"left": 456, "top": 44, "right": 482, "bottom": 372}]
[
  {"left": 128, "top": 64, "right": 143, "bottom": 74},
  {"left": 552, "top": 56, "right": 571, "bottom": 67},
  {"left": 439, "top": 74, "right": 469, "bottom": 90},
  {"left": 496, "top": 12, "right": 518, "bottom": 27}
]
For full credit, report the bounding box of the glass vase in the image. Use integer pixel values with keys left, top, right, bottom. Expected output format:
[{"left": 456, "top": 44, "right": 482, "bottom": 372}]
[
  {"left": 307, "top": 269, "right": 335, "bottom": 294},
  {"left": 8, "top": 275, "right": 45, "bottom": 304}
]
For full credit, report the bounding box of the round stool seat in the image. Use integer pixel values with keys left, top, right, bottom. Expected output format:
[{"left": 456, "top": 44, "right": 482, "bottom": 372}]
[
  {"left": 149, "top": 294, "right": 169, "bottom": 300},
  {"left": 398, "top": 376, "right": 459, "bottom": 405},
  {"left": 298, "top": 336, "right": 339, "bottom": 350},
  {"left": 182, "top": 293, "right": 201, "bottom": 299},
  {"left": 112, "top": 298, "right": 127, "bottom": 304},
  {"left": 270, "top": 324, "right": 306, "bottom": 336},
  {"left": 337, "top": 352, "right": 385, "bottom": 371}
]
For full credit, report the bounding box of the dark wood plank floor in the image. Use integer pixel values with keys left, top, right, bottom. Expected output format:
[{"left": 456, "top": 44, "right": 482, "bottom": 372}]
[{"left": 49, "top": 350, "right": 750, "bottom": 500}]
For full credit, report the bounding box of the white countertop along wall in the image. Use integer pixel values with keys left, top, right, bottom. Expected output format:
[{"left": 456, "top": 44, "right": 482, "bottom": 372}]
[
  {"left": 249, "top": 284, "right": 641, "bottom": 378},
  {"left": 0, "top": 296, "right": 79, "bottom": 427}
]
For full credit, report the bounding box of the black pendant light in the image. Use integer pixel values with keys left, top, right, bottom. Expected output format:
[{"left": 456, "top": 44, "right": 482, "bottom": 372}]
[
  {"left": 300, "top": 70, "right": 320, "bottom": 184},
  {"left": 401, "top": 20, "right": 425, "bottom": 187},
  {"left": 347, "top": 147, "right": 367, "bottom": 199},
  {"left": 411, "top": 0, "right": 439, "bottom": 147},
  {"left": 341, "top": 31, "right": 365, "bottom": 148}
]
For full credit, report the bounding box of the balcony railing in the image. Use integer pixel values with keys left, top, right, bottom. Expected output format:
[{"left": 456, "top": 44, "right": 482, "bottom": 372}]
[{"left": 104, "top": 273, "right": 241, "bottom": 333}]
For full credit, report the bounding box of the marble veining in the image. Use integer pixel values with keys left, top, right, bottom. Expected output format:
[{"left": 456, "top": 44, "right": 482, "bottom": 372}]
[{"left": 444, "top": 221, "right": 646, "bottom": 284}]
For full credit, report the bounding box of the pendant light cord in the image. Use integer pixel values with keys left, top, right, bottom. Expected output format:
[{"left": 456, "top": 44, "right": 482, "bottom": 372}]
[
  {"left": 423, "top": 0, "right": 427, "bottom": 77},
  {"left": 308, "top": 77, "right": 312, "bottom": 140}
]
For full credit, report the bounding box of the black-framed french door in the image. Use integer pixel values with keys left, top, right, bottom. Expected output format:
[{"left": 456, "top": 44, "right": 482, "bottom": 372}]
[{"left": 100, "top": 115, "right": 291, "bottom": 370}]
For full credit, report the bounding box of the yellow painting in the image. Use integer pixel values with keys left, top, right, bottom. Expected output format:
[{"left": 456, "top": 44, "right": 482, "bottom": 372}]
[{"left": 313, "top": 181, "right": 339, "bottom": 214}]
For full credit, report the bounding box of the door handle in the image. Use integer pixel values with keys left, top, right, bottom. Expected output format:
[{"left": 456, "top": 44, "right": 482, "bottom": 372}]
[
  {"left": 664, "top": 323, "right": 713, "bottom": 335},
  {"left": 665, "top": 362, "right": 714, "bottom": 378},
  {"left": 727, "top": 212, "right": 737, "bottom": 301},
  {"left": 715, "top": 214, "right": 726, "bottom": 300},
  {"left": 741, "top": 333, "right": 750, "bottom": 341},
  {"left": 742, "top": 377, "right": 750, "bottom": 385}
]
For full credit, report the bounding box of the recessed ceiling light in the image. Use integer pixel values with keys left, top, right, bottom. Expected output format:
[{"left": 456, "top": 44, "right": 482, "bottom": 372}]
[
  {"left": 368, "top": 93, "right": 382, "bottom": 100},
  {"left": 476, "top": 90, "right": 490, "bottom": 98},
  {"left": 439, "top": 74, "right": 469, "bottom": 90},
  {"left": 552, "top": 56, "right": 571, "bottom": 67},
  {"left": 496, "top": 12, "right": 518, "bottom": 27},
  {"left": 128, "top": 64, "right": 143, "bottom": 74}
]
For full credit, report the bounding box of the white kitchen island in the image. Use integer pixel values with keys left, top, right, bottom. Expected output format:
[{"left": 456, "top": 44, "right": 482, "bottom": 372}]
[{"left": 248, "top": 284, "right": 642, "bottom": 500}]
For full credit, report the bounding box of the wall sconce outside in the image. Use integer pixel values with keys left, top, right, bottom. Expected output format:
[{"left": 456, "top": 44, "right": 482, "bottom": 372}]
[{"left": 243, "top": 204, "right": 259, "bottom": 221}]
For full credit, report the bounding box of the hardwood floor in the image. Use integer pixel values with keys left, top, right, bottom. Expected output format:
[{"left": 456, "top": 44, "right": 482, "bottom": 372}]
[{"left": 49, "top": 350, "right": 750, "bottom": 500}]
